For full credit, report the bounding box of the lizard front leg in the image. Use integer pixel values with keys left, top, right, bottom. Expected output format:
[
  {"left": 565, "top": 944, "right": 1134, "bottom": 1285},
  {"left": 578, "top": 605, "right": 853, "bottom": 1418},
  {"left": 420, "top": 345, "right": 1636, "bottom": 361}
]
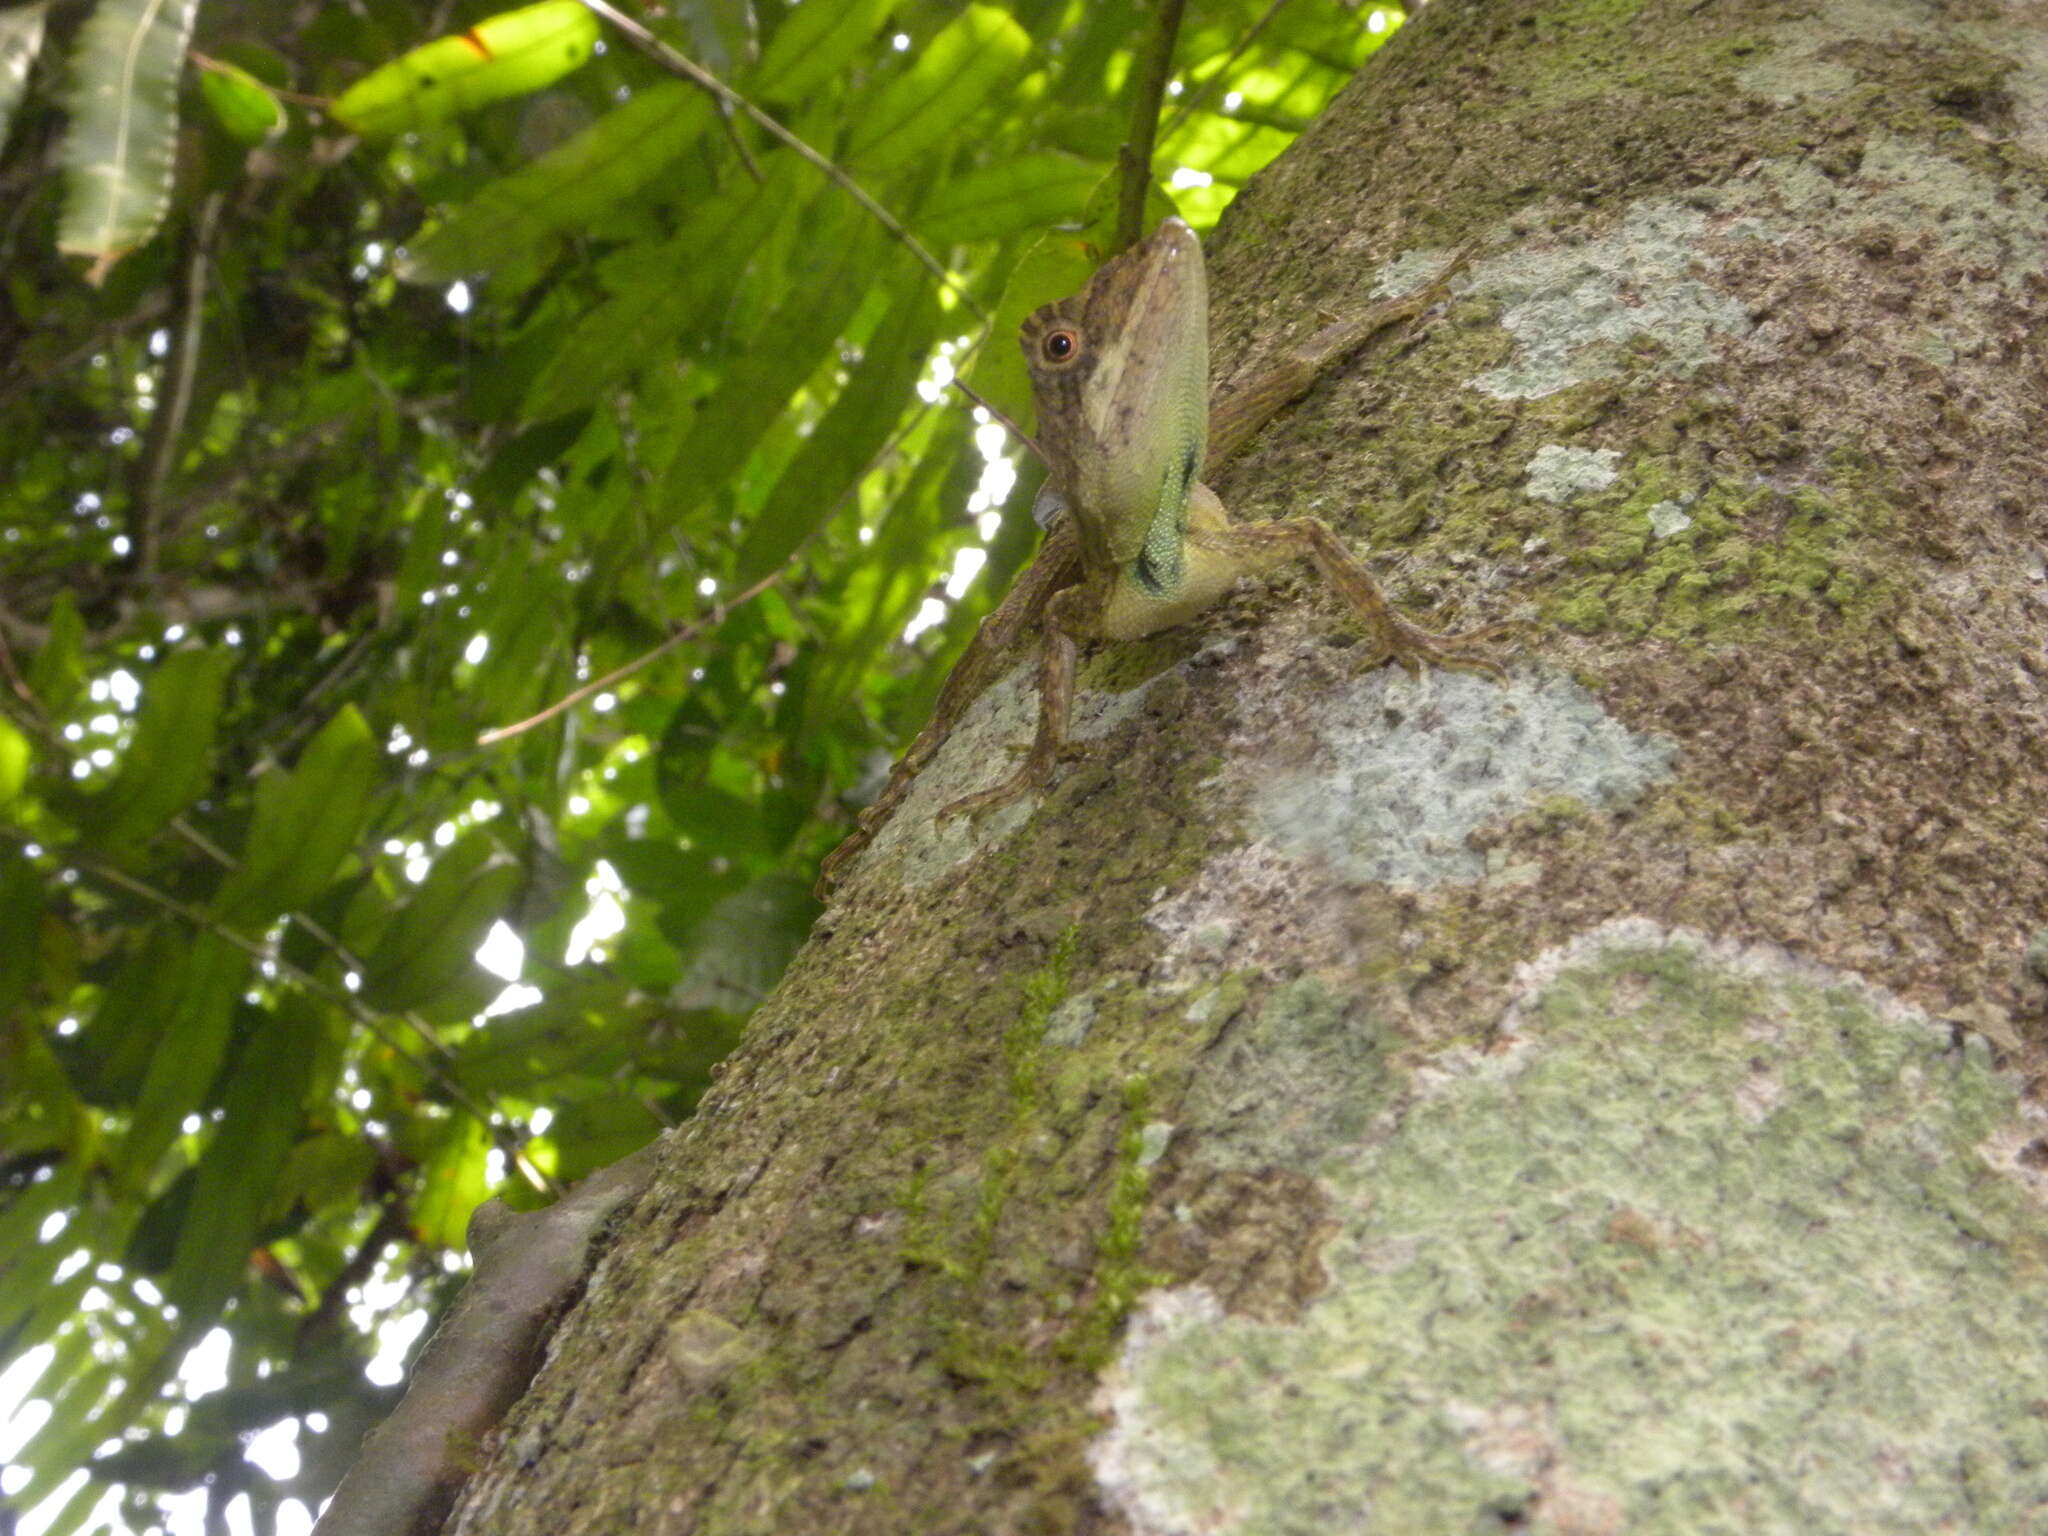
[
  {"left": 934, "top": 578, "right": 1102, "bottom": 823},
  {"left": 816, "top": 519, "right": 1084, "bottom": 897},
  {"left": 1190, "top": 515, "right": 1513, "bottom": 676}
]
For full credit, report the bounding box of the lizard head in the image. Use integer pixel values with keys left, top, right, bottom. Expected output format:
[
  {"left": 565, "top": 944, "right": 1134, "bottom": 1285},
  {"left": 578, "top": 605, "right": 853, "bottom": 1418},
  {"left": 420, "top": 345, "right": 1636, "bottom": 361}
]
[{"left": 1021, "top": 217, "right": 1210, "bottom": 573}]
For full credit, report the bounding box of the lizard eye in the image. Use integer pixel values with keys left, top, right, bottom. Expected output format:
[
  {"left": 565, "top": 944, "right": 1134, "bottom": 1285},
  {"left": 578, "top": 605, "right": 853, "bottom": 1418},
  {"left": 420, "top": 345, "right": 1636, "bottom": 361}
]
[{"left": 1042, "top": 328, "right": 1080, "bottom": 364}]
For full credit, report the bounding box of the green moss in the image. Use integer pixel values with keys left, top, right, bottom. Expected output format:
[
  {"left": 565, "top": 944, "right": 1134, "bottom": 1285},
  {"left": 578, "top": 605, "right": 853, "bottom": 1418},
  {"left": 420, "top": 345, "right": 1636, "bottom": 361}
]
[
  {"left": 1541, "top": 461, "right": 1904, "bottom": 643},
  {"left": 1061, "top": 1073, "right": 1169, "bottom": 1369}
]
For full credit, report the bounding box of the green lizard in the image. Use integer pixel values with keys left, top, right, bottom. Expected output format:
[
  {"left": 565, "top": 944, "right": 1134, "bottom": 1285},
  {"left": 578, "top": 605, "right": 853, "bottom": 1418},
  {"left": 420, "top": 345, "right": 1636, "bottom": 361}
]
[{"left": 818, "top": 218, "right": 1509, "bottom": 895}]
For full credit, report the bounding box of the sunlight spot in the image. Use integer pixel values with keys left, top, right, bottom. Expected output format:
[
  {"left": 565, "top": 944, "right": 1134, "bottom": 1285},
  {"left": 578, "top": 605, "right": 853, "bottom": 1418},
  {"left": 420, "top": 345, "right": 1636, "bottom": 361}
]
[
  {"left": 892, "top": 31, "right": 910, "bottom": 49},
  {"left": 178, "top": 1328, "right": 232, "bottom": 1401},
  {"left": 592, "top": 691, "right": 617, "bottom": 713},
  {"left": 1368, "top": 8, "right": 1391, "bottom": 32},
  {"left": 696, "top": 575, "right": 718, "bottom": 597},
  {"left": 944, "top": 546, "right": 986, "bottom": 600},
  {"left": 245, "top": 1418, "right": 301, "bottom": 1481},
  {"left": 1169, "top": 166, "right": 1213, "bottom": 189},
  {"left": 476, "top": 921, "right": 524, "bottom": 982},
  {"left": 483, "top": 982, "right": 543, "bottom": 1018},
  {"left": 366, "top": 1309, "right": 430, "bottom": 1388},
  {"left": 445, "top": 281, "right": 472, "bottom": 315},
  {"left": 148, "top": 328, "right": 170, "bottom": 357},
  {"left": 977, "top": 510, "right": 1003, "bottom": 542},
  {"left": 563, "top": 860, "right": 626, "bottom": 966},
  {"left": 902, "top": 595, "right": 948, "bottom": 643},
  {"left": 1223, "top": 90, "right": 1243, "bottom": 111}
]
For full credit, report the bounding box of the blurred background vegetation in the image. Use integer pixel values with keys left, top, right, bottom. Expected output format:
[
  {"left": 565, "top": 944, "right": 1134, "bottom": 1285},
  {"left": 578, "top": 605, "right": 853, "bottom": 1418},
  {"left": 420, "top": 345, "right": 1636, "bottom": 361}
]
[{"left": 0, "top": 0, "right": 1404, "bottom": 1529}]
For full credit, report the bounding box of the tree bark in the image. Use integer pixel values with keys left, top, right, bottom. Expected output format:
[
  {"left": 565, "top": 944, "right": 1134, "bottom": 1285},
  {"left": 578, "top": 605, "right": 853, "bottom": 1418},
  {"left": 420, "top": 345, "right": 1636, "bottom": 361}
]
[{"left": 444, "top": 1, "right": 2048, "bottom": 1531}]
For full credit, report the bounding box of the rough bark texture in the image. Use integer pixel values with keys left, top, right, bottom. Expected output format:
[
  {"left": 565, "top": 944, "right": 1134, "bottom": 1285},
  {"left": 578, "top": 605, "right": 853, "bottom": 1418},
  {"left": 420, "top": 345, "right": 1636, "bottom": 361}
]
[{"left": 446, "top": 1, "right": 2048, "bottom": 1531}]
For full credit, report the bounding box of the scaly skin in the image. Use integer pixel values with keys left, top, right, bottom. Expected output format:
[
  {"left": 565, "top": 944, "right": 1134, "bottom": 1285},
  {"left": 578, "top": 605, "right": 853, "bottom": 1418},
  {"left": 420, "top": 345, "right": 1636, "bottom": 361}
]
[{"left": 819, "top": 220, "right": 1509, "bottom": 896}]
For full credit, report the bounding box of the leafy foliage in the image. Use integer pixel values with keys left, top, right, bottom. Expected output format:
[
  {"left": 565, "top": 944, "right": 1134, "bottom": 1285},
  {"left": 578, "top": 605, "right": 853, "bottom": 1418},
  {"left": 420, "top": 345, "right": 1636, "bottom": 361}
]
[{"left": 0, "top": 0, "right": 1402, "bottom": 1530}]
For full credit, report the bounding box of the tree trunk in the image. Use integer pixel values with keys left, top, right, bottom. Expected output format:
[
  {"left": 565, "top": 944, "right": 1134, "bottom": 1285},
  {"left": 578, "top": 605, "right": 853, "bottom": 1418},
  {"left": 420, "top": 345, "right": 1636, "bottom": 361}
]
[{"left": 445, "top": 1, "right": 2048, "bottom": 1530}]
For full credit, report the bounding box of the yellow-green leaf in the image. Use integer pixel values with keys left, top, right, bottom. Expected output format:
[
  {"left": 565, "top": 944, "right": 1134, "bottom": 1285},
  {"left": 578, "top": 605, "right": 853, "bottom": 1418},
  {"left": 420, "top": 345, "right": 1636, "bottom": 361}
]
[
  {"left": 360, "top": 830, "right": 522, "bottom": 1012},
  {"left": 85, "top": 647, "right": 233, "bottom": 857},
  {"left": 749, "top": 0, "right": 892, "bottom": 100},
  {"left": 398, "top": 79, "right": 713, "bottom": 282},
  {"left": 211, "top": 705, "right": 378, "bottom": 928},
  {"left": 198, "top": 57, "right": 283, "bottom": 144},
  {"left": 0, "top": 2, "right": 48, "bottom": 153},
  {"left": 56, "top": 0, "right": 200, "bottom": 280},
  {"left": 841, "top": 5, "right": 1031, "bottom": 174},
  {"left": 916, "top": 151, "right": 1106, "bottom": 248},
  {"left": 331, "top": 0, "right": 600, "bottom": 138},
  {"left": 0, "top": 715, "right": 28, "bottom": 805}
]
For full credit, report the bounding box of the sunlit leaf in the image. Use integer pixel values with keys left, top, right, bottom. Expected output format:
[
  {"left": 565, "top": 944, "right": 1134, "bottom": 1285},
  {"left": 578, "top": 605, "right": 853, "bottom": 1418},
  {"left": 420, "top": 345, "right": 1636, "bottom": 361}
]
[
  {"left": 411, "top": 1115, "right": 492, "bottom": 1250},
  {"left": 398, "top": 79, "right": 713, "bottom": 282},
  {"left": 331, "top": 0, "right": 600, "bottom": 139},
  {"left": 0, "top": 2, "right": 47, "bottom": 152},
  {"left": 26, "top": 590, "right": 84, "bottom": 715},
  {"left": 84, "top": 647, "right": 233, "bottom": 857},
  {"left": 165, "top": 994, "right": 319, "bottom": 1320},
  {"left": 733, "top": 276, "right": 945, "bottom": 583},
  {"left": 360, "top": 830, "right": 522, "bottom": 1012},
  {"left": 212, "top": 705, "right": 378, "bottom": 927},
  {"left": 916, "top": 151, "right": 1107, "bottom": 247},
  {"left": 197, "top": 57, "right": 284, "bottom": 144},
  {"left": 0, "top": 713, "right": 29, "bottom": 804},
  {"left": 749, "top": 0, "right": 892, "bottom": 100},
  {"left": 655, "top": 197, "right": 890, "bottom": 526},
  {"left": 56, "top": 0, "right": 200, "bottom": 280},
  {"left": 842, "top": 4, "right": 1033, "bottom": 173},
  {"left": 114, "top": 934, "right": 244, "bottom": 1187},
  {"left": 523, "top": 159, "right": 796, "bottom": 421}
]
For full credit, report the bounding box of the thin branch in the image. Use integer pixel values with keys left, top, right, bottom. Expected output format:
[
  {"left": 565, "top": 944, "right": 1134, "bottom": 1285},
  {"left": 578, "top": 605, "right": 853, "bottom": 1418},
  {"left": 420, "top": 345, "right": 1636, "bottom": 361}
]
[
  {"left": 1159, "top": 0, "right": 1297, "bottom": 141},
  {"left": 477, "top": 565, "right": 787, "bottom": 747},
  {"left": 126, "top": 191, "right": 225, "bottom": 580},
  {"left": 576, "top": 0, "right": 984, "bottom": 323},
  {"left": 1116, "top": 0, "right": 1189, "bottom": 256}
]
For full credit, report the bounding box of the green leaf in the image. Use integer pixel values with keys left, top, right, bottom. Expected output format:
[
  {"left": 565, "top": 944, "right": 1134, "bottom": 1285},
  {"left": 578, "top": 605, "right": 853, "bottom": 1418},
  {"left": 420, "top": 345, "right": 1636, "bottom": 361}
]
[
  {"left": 331, "top": 1, "right": 600, "bottom": 139},
  {"left": 0, "top": 851, "right": 44, "bottom": 1021},
  {"left": 114, "top": 934, "right": 245, "bottom": 1187},
  {"left": 198, "top": 58, "right": 284, "bottom": 145},
  {"left": 916, "top": 151, "right": 1107, "bottom": 247},
  {"left": 523, "top": 162, "right": 794, "bottom": 421},
  {"left": 0, "top": 2, "right": 47, "bottom": 153},
  {"left": 359, "top": 830, "right": 522, "bottom": 1012},
  {"left": 410, "top": 1115, "right": 492, "bottom": 1251},
  {"left": 26, "top": 590, "right": 83, "bottom": 715},
  {"left": 56, "top": 0, "right": 201, "bottom": 280},
  {"left": 211, "top": 706, "right": 378, "bottom": 928},
  {"left": 749, "top": 0, "right": 892, "bottom": 100},
  {"left": 0, "top": 714, "right": 29, "bottom": 804},
  {"left": 733, "top": 276, "right": 945, "bottom": 583},
  {"left": 655, "top": 196, "right": 889, "bottom": 527},
  {"left": 165, "top": 993, "right": 318, "bottom": 1321},
  {"left": 85, "top": 647, "right": 233, "bottom": 857},
  {"left": 398, "top": 80, "right": 713, "bottom": 283},
  {"left": 841, "top": 5, "right": 1032, "bottom": 174}
]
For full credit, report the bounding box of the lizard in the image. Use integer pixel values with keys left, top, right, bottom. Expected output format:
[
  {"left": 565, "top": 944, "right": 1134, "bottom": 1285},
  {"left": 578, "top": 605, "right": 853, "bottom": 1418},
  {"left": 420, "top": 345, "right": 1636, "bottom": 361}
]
[{"left": 817, "top": 217, "right": 1509, "bottom": 897}]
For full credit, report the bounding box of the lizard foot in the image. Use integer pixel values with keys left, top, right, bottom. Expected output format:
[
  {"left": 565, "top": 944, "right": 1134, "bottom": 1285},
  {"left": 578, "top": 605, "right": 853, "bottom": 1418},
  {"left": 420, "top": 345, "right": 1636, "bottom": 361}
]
[{"left": 1364, "top": 612, "right": 1524, "bottom": 681}]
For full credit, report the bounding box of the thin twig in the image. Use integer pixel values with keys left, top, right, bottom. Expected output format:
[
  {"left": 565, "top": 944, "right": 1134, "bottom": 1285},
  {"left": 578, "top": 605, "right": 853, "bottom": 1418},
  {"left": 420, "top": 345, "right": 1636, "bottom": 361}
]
[
  {"left": 126, "top": 192, "right": 224, "bottom": 579},
  {"left": 476, "top": 565, "right": 788, "bottom": 746},
  {"left": 1159, "top": 0, "right": 1297, "bottom": 141},
  {"left": 1116, "top": 0, "right": 1189, "bottom": 255},
  {"left": 947, "top": 376, "right": 1038, "bottom": 462},
  {"left": 576, "top": 0, "right": 983, "bottom": 322}
]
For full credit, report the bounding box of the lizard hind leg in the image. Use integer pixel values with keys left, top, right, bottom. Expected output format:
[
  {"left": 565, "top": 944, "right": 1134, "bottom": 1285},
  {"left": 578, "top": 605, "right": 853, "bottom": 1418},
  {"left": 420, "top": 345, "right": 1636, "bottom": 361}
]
[{"left": 1193, "top": 515, "right": 1515, "bottom": 677}]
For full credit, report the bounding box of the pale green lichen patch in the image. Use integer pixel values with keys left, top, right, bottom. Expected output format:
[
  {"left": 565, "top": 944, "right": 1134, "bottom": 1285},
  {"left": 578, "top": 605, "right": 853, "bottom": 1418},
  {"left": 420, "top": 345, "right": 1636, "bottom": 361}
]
[
  {"left": 1093, "top": 924, "right": 2048, "bottom": 1535},
  {"left": 846, "top": 660, "right": 1169, "bottom": 893},
  {"left": 1463, "top": 201, "right": 1759, "bottom": 400},
  {"left": 1236, "top": 668, "right": 1676, "bottom": 889},
  {"left": 1525, "top": 444, "right": 1621, "bottom": 503}
]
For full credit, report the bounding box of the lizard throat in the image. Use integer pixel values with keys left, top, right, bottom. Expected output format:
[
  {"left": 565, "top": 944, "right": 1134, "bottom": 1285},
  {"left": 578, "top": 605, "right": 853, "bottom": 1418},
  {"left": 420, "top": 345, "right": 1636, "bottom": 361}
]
[{"left": 1131, "top": 442, "right": 1199, "bottom": 598}]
